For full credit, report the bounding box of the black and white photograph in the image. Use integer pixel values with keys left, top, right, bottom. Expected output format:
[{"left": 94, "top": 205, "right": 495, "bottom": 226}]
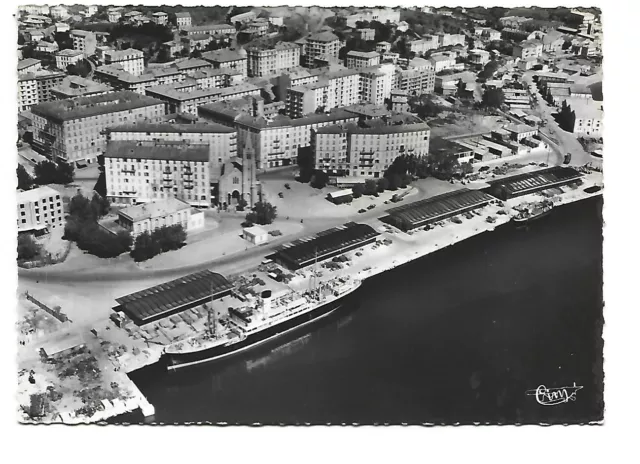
[{"left": 8, "top": 0, "right": 619, "bottom": 440}]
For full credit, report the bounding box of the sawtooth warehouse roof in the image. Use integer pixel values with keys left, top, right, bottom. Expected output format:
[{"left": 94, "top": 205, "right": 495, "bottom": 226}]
[
  {"left": 385, "top": 189, "right": 495, "bottom": 230},
  {"left": 271, "top": 222, "right": 379, "bottom": 270},
  {"left": 487, "top": 166, "right": 582, "bottom": 200},
  {"left": 115, "top": 269, "right": 233, "bottom": 324}
]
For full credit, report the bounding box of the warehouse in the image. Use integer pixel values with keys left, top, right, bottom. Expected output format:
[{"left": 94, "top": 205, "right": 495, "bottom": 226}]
[
  {"left": 271, "top": 222, "right": 379, "bottom": 270},
  {"left": 384, "top": 189, "right": 495, "bottom": 231},
  {"left": 114, "top": 269, "right": 234, "bottom": 325},
  {"left": 486, "top": 166, "right": 583, "bottom": 200}
]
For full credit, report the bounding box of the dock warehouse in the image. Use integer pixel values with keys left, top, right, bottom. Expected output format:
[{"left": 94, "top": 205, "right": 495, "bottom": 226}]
[
  {"left": 486, "top": 166, "right": 583, "bottom": 200},
  {"left": 384, "top": 189, "right": 495, "bottom": 231},
  {"left": 114, "top": 269, "right": 234, "bottom": 325},
  {"left": 270, "top": 222, "right": 379, "bottom": 270}
]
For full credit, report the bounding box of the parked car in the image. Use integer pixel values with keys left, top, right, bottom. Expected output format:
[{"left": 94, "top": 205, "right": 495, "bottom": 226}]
[
  {"left": 278, "top": 192, "right": 284, "bottom": 198},
  {"left": 367, "top": 204, "right": 376, "bottom": 210},
  {"left": 358, "top": 209, "right": 366, "bottom": 213},
  {"left": 284, "top": 183, "right": 291, "bottom": 189},
  {"left": 479, "top": 166, "right": 490, "bottom": 172}
]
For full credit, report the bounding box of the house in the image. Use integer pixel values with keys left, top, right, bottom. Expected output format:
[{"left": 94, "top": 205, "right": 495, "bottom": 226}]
[
  {"left": 376, "top": 41, "right": 391, "bottom": 53},
  {"left": 243, "top": 225, "right": 269, "bottom": 245},
  {"left": 152, "top": 12, "right": 168, "bottom": 25},
  {"left": 116, "top": 198, "right": 204, "bottom": 237},
  {"left": 469, "top": 49, "right": 491, "bottom": 66},
  {"left": 17, "top": 186, "right": 64, "bottom": 233},
  {"left": 513, "top": 40, "right": 543, "bottom": 59},
  {"left": 541, "top": 30, "right": 566, "bottom": 52},
  {"left": 561, "top": 98, "right": 603, "bottom": 137},
  {"left": 175, "top": 12, "right": 192, "bottom": 28},
  {"left": 429, "top": 54, "right": 456, "bottom": 72},
  {"left": 55, "top": 49, "right": 84, "bottom": 70}
]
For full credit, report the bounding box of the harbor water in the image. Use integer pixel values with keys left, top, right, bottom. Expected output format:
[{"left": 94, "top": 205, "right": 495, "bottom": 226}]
[{"left": 115, "top": 196, "right": 604, "bottom": 425}]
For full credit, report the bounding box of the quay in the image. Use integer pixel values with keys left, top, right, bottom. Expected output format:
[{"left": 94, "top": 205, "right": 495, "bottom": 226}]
[{"left": 16, "top": 166, "right": 603, "bottom": 424}]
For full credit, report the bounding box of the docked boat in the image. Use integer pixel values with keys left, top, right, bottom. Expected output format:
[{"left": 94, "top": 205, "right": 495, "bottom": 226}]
[
  {"left": 163, "top": 276, "right": 361, "bottom": 371},
  {"left": 512, "top": 199, "right": 554, "bottom": 224}
]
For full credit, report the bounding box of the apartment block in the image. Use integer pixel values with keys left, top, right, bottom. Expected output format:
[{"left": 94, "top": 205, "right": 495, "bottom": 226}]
[
  {"left": 359, "top": 64, "right": 395, "bottom": 105},
  {"left": 355, "top": 28, "right": 376, "bottom": 41},
  {"left": 303, "top": 31, "right": 341, "bottom": 68},
  {"left": 346, "top": 50, "right": 381, "bottom": 69},
  {"left": 104, "top": 48, "right": 145, "bottom": 76},
  {"left": 344, "top": 8, "right": 400, "bottom": 27},
  {"left": 30, "top": 91, "right": 165, "bottom": 163},
  {"left": 50, "top": 75, "right": 112, "bottom": 100},
  {"left": 70, "top": 29, "right": 97, "bottom": 57},
  {"left": 152, "top": 12, "right": 168, "bottom": 25},
  {"left": 107, "top": 8, "right": 122, "bottom": 23},
  {"left": 181, "top": 24, "right": 236, "bottom": 37},
  {"left": 18, "top": 69, "right": 66, "bottom": 111},
  {"left": 202, "top": 49, "right": 248, "bottom": 77},
  {"left": 175, "top": 12, "right": 192, "bottom": 28},
  {"left": 408, "top": 36, "right": 439, "bottom": 54},
  {"left": 105, "top": 141, "right": 211, "bottom": 207},
  {"left": 55, "top": 49, "right": 84, "bottom": 70},
  {"left": 562, "top": 98, "right": 603, "bottom": 137},
  {"left": 513, "top": 40, "right": 544, "bottom": 59},
  {"left": 17, "top": 186, "right": 64, "bottom": 233},
  {"left": 437, "top": 33, "right": 466, "bottom": 48},
  {"left": 286, "top": 68, "right": 360, "bottom": 117},
  {"left": 312, "top": 115, "right": 430, "bottom": 178},
  {"left": 247, "top": 42, "right": 300, "bottom": 78},
  {"left": 376, "top": 41, "right": 391, "bottom": 53}
]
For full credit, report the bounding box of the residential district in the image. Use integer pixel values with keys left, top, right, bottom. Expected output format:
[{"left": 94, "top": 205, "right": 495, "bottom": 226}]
[{"left": 15, "top": 5, "right": 603, "bottom": 423}]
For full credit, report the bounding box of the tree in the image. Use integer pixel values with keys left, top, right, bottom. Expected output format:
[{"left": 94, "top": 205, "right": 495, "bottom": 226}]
[
  {"left": 33, "top": 160, "right": 58, "bottom": 185},
  {"left": 310, "top": 170, "right": 329, "bottom": 189},
  {"left": 352, "top": 183, "right": 365, "bottom": 199},
  {"left": 481, "top": 88, "right": 505, "bottom": 108},
  {"left": 427, "top": 151, "right": 460, "bottom": 180},
  {"left": 562, "top": 39, "right": 572, "bottom": 50},
  {"left": 151, "top": 225, "right": 186, "bottom": 252},
  {"left": 156, "top": 47, "right": 171, "bottom": 63},
  {"left": 251, "top": 201, "right": 278, "bottom": 225},
  {"left": 460, "top": 162, "right": 474, "bottom": 176},
  {"left": 90, "top": 192, "right": 110, "bottom": 219},
  {"left": 296, "top": 148, "right": 314, "bottom": 182},
  {"left": 94, "top": 172, "right": 107, "bottom": 197},
  {"left": 56, "top": 161, "right": 75, "bottom": 185},
  {"left": 363, "top": 179, "right": 378, "bottom": 196},
  {"left": 131, "top": 231, "right": 161, "bottom": 262},
  {"left": 17, "top": 234, "right": 41, "bottom": 261},
  {"left": 387, "top": 172, "right": 402, "bottom": 190},
  {"left": 17, "top": 165, "right": 34, "bottom": 191},
  {"left": 478, "top": 60, "right": 499, "bottom": 80},
  {"left": 68, "top": 192, "right": 93, "bottom": 222},
  {"left": 377, "top": 177, "right": 390, "bottom": 193},
  {"left": 557, "top": 99, "right": 576, "bottom": 132},
  {"left": 236, "top": 198, "right": 248, "bottom": 212},
  {"left": 66, "top": 59, "right": 92, "bottom": 78}
]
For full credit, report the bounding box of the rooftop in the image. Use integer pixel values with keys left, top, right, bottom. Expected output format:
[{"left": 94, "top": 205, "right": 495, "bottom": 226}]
[
  {"left": 487, "top": 166, "right": 583, "bottom": 197},
  {"left": 119, "top": 198, "right": 191, "bottom": 222},
  {"left": 30, "top": 91, "right": 164, "bottom": 122},
  {"left": 174, "top": 58, "right": 213, "bottom": 70},
  {"left": 201, "top": 48, "right": 246, "bottom": 63},
  {"left": 347, "top": 50, "right": 380, "bottom": 59},
  {"left": 17, "top": 186, "right": 60, "bottom": 203},
  {"left": 504, "top": 123, "right": 536, "bottom": 134},
  {"left": 105, "top": 48, "right": 144, "bottom": 60},
  {"left": 57, "top": 49, "right": 84, "bottom": 57},
  {"left": 115, "top": 269, "right": 233, "bottom": 324},
  {"left": 105, "top": 141, "right": 210, "bottom": 162},
  {"left": 564, "top": 98, "right": 603, "bottom": 120},
  {"left": 175, "top": 12, "right": 191, "bottom": 18},
  {"left": 18, "top": 58, "right": 41, "bottom": 71},
  {"left": 109, "top": 122, "right": 235, "bottom": 134},
  {"left": 51, "top": 75, "right": 112, "bottom": 96},
  {"left": 307, "top": 31, "right": 340, "bottom": 43}
]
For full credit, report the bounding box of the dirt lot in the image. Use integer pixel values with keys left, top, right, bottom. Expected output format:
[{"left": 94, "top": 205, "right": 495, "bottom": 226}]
[{"left": 428, "top": 112, "right": 510, "bottom": 138}]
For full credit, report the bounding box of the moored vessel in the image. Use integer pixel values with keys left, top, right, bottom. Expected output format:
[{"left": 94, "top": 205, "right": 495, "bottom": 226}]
[{"left": 512, "top": 199, "right": 554, "bottom": 224}]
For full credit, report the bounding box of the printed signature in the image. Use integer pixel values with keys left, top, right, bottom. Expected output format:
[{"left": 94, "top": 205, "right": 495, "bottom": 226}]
[{"left": 526, "top": 383, "right": 583, "bottom": 406}]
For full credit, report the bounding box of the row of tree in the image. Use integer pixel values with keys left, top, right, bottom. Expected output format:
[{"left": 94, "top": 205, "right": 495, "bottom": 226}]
[
  {"left": 17, "top": 161, "right": 75, "bottom": 191},
  {"left": 130, "top": 225, "right": 187, "bottom": 262},
  {"left": 244, "top": 201, "right": 278, "bottom": 227},
  {"left": 17, "top": 234, "right": 41, "bottom": 261}
]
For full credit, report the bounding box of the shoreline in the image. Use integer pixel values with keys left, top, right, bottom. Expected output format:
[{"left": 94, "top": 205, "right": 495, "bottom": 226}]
[{"left": 17, "top": 171, "right": 603, "bottom": 424}]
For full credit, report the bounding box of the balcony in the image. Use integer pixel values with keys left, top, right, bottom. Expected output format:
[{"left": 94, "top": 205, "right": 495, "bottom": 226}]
[{"left": 121, "top": 168, "right": 136, "bottom": 174}]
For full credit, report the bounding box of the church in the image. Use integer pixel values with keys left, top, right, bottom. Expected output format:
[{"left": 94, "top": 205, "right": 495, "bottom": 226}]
[{"left": 212, "top": 134, "right": 260, "bottom": 209}]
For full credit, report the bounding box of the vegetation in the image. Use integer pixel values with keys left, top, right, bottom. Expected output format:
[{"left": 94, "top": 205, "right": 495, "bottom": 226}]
[
  {"left": 557, "top": 99, "right": 577, "bottom": 132},
  {"left": 245, "top": 201, "right": 278, "bottom": 226},
  {"left": 296, "top": 148, "right": 314, "bottom": 183},
  {"left": 130, "top": 225, "right": 187, "bottom": 262},
  {"left": 236, "top": 198, "right": 248, "bottom": 212},
  {"left": 66, "top": 59, "right": 92, "bottom": 78},
  {"left": 63, "top": 192, "right": 132, "bottom": 259},
  {"left": 17, "top": 165, "right": 34, "bottom": 191},
  {"left": 408, "top": 94, "right": 442, "bottom": 119},
  {"left": 363, "top": 179, "right": 379, "bottom": 196},
  {"left": 93, "top": 155, "right": 106, "bottom": 197},
  {"left": 351, "top": 183, "right": 365, "bottom": 199},
  {"left": 34, "top": 160, "right": 75, "bottom": 185},
  {"left": 481, "top": 88, "right": 505, "bottom": 109},
  {"left": 310, "top": 170, "right": 329, "bottom": 189},
  {"left": 477, "top": 60, "right": 499, "bottom": 81},
  {"left": 17, "top": 234, "right": 41, "bottom": 261}
]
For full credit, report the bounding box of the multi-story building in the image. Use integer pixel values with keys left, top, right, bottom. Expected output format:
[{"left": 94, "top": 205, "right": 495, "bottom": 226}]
[
  {"left": 437, "top": 33, "right": 466, "bottom": 48},
  {"left": 429, "top": 53, "right": 456, "bottom": 73},
  {"left": 359, "top": 64, "right": 395, "bottom": 105},
  {"left": 174, "top": 58, "right": 214, "bottom": 76},
  {"left": 181, "top": 23, "right": 236, "bottom": 37},
  {"left": 83, "top": 5, "right": 98, "bottom": 17},
  {"left": 107, "top": 8, "right": 122, "bottom": 23},
  {"left": 175, "top": 12, "right": 192, "bottom": 28},
  {"left": 355, "top": 28, "right": 376, "bottom": 41},
  {"left": 50, "top": 5, "right": 69, "bottom": 20},
  {"left": 513, "top": 40, "right": 543, "bottom": 59},
  {"left": 202, "top": 48, "right": 247, "bottom": 77},
  {"left": 20, "top": 5, "right": 51, "bottom": 15},
  {"left": 17, "top": 186, "right": 64, "bottom": 233},
  {"left": 18, "top": 58, "right": 42, "bottom": 74},
  {"left": 70, "top": 29, "right": 97, "bottom": 57},
  {"left": 500, "top": 16, "right": 530, "bottom": 29},
  {"left": 312, "top": 115, "right": 430, "bottom": 178},
  {"left": 408, "top": 36, "right": 439, "bottom": 55},
  {"left": 191, "top": 67, "right": 244, "bottom": 89},
  {"left": 105, "top": 141, "right": 211, "bottom": 207},
  {"left": 303, "top": 31, "right": 341, "bottom": 68},
  {"left": 286, "top": 68, "right": 361, "bottom": 118},
  {"left": 286, "top": 82, "right": 330, "bottom": 118},
  {"left": 108, "top": 121, "right": 239, "bottom": 204},
  {"left": 469, "top": 49, "right": 491, "bottom": 66},
  {"left": 18, "top": 74, "right": 38, "bottom": 112},
  {"left": 152, "top": 12, "right": 168, "bottom": 25},
  {"left": 123, "top": 11, "right": 143, "bottom": 23},
  {"left": 35, "top": 41, "right": 59, "bottom": 54},
  {"left": 104, "top": 48, "right": 145, "bottom": 76},
  {"left": 230, "top": 11, "right": 258, "bottom": 24},
  {"left": 23, "top": 28, "right": 45, "bottom": 42},
  {"left": 344, "top": 8, "right": 400, "bottom": 27},
  {"left": 561, "top": 98, "right": 603, "bottom": 138},
  {"left": 50, "top": 76, "right": 112, "bottom": 100},
  {"left": 376, "top": 41, "right": 391, "bottom": 53},
  {"left": 55, "top": 22, "right": 70, "bottom": 33},
  {"left": 146, "top": 82, "right": 260, "bottom": 116},
  {"left": 393, "top": 60, "right": 436, "bottom": 96},
  {"left": 181, "top": 34, "right": 213, "bottom": 53},
  {"left": 247, "top": 42, "right": 300, "bottom": 78},
  {"left": 346, "top": 50, "right": 381, "bottom": 69},
  {"left": 30, "top": 91, "right": 165, "bottom": 163},
  {"left": 55, "top": 49, "right": 84, "bottom": 70},
  {"left": 115, "top": 198, "right": 204, "bottom": 237}
]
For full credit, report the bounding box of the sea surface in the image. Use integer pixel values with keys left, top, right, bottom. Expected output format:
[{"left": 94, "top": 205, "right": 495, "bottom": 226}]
[{"left": 116, "top": 196, "right": 604, "bottom": 425}]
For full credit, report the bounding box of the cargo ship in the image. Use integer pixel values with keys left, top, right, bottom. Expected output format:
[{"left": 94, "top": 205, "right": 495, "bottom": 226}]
[
  {"left": 512, "top": 199, "right": 554, "bottom": 224},
  {"left": 163, "top": 275, "right": 361, "bottom": 371}
]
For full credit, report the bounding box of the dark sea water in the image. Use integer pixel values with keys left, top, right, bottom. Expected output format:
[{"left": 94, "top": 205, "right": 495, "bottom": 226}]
[{"left": 115, "top": 196, "right": 604, "bottom": 425}]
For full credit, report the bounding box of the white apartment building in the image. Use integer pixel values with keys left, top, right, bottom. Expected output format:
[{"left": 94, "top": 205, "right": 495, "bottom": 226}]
[
  {"left": 346, "top": 50, "right": 381, "bottom": 69},
  {"left": 344, "top": 8, "right": 400, "bottom": 27},
  {"left": 359, "top": 64, "right": 394, "bottom": 105},
  {"left": 312, "top": 117, "right": 431, "bottom": 178},
  {"left": 18, "top": 58, "right": 42, "bottom": 74},
  {"left": 469, "top": 49, "right": 491, "bottom": 66},
  {"left": 286, "top": 68, "right": 361, "bottom": 117},
  {"left": 563, "top": 98, "right": 603, "bottom": 138},
  {"left": 18, "top": 74, "right": 38, "bottom": 112},
  {"left": 376, "top": 41, "right": 391, "bottom": 53},
  {"left": 152, "top": 12, "right": 168, "bottom": 25},
  {"left": 202, "top": 48, "right": 248, "bottom": 78},
  {"left": 437, "top": 33, "right": 466, "bottom": 48},
  {"left": 513, "top": 40, "right": 543, "bottom": 59},
  {"left": 247, "top": 42, "right": 300, "bottom": 78},
  {"left": 429, "top": 54, "right": 457, "bottom": 73},
  {"left": 408, "top": 36, "right": 439, "bottom": 54},
  {"left": 175, "top": 12, "right": 192, "bottom": 28},
  {"left": 104, "top": 49, "right": 145, "bottom": 76},
  {"left": 30, "top": 91, "right": 166, "bottom": 163},
  {"left": 70, "top": 29, "right": 97, "bottom": 57},
  {"left": 50, "top": 5, "right": 69, "bottom": 20},
  {"left": 303, "top": 31, "right": 341, "bottom": 68},
  {"left": 17, "top": 186, "right": 64, "bottom": 233},
  {"left": 105, "top": 141, "right": 212, "bottom": 207},
  {"left": 55, "top": 49, "right": 84, "bottom": 70},
  {"left": 107, "top": 8, "right": 122, "bottom": 23}
]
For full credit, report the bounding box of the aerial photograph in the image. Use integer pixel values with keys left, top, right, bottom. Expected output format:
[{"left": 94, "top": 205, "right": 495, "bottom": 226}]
[{"left": 15, "top": 4, "right": 604, "bottom": 425}]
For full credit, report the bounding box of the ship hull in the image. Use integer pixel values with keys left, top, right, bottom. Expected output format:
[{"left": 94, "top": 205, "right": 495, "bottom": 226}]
[
  {"left": 163, "top": 291, "right": 354, "bottom": 371},
  {"left": 512, "top": 207, "right": 553, "bottom": 224}
]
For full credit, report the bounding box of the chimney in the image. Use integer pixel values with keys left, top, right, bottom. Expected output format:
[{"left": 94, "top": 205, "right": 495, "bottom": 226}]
[{"left": 252, "top": 96, "right": 264, "bottom": 118}]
